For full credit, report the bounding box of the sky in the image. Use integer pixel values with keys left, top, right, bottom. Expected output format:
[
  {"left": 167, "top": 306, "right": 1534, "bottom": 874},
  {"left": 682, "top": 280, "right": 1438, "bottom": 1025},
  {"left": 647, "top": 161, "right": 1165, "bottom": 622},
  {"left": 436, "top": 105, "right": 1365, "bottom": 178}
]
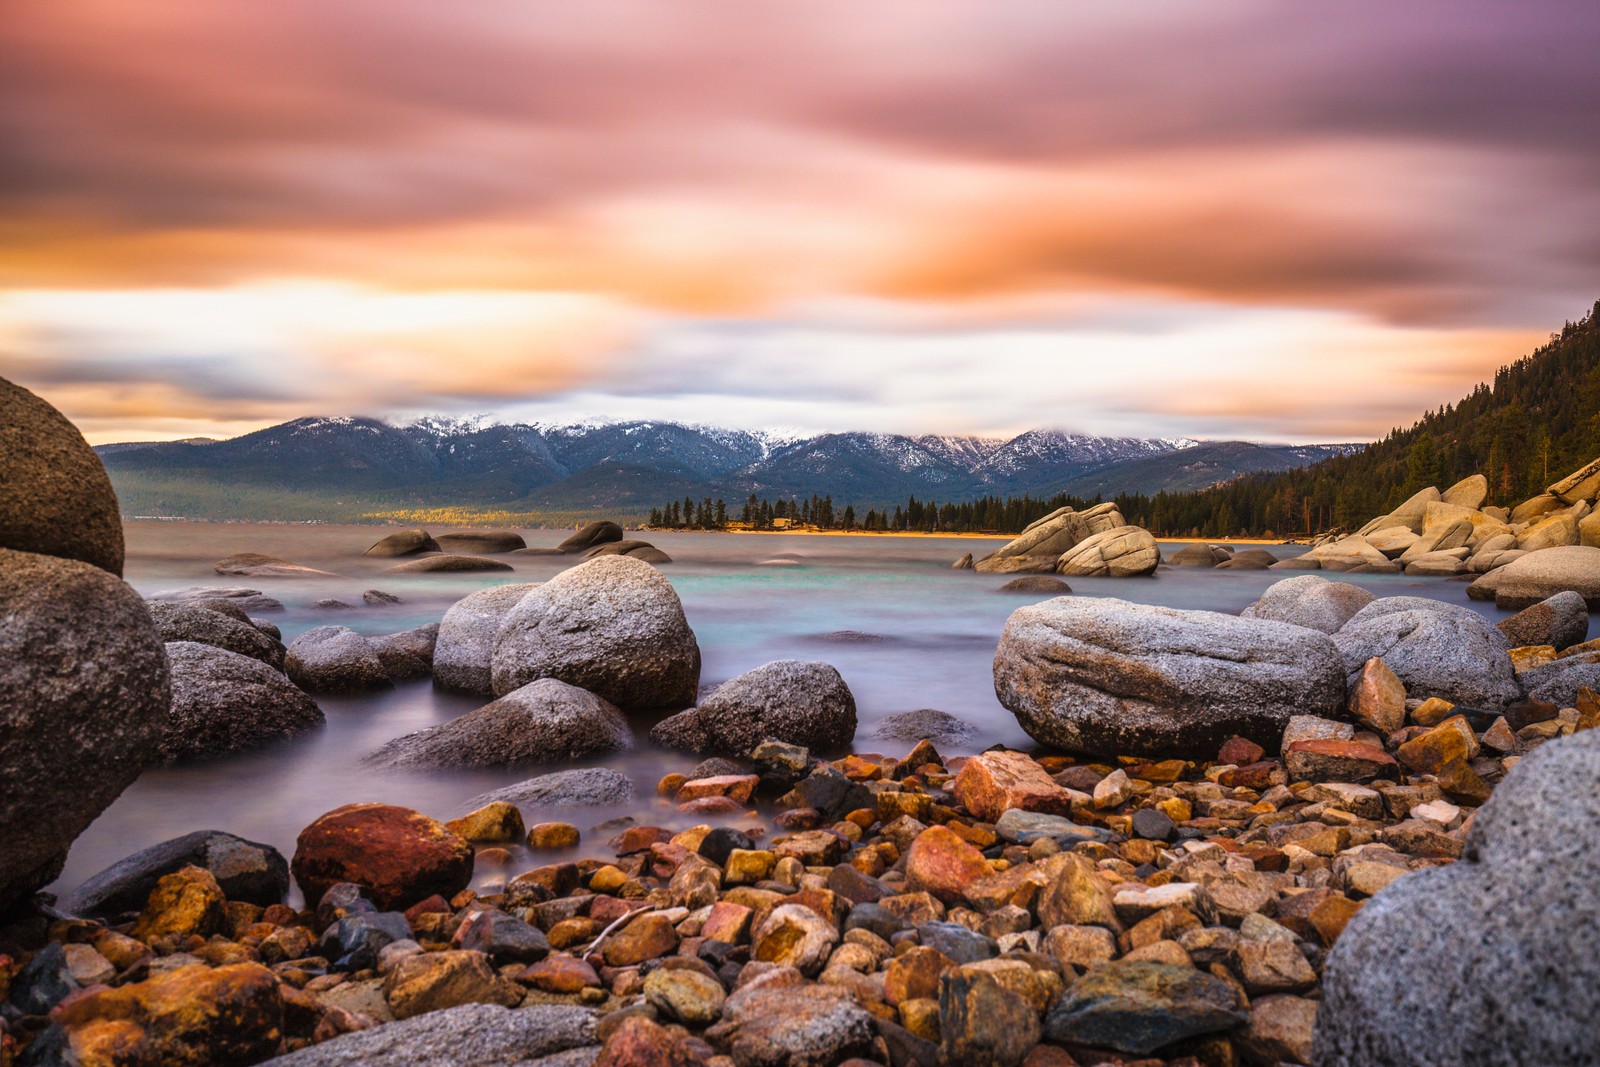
[{"left": 2, "top": 1, "right": 1598, "bottom": 445}]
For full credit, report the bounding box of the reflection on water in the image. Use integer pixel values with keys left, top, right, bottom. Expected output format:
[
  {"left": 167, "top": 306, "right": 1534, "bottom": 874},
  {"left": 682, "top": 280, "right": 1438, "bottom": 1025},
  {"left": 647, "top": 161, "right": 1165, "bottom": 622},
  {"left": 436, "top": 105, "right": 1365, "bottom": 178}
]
[{"left": 52, "top": 521, "right": 1518, "bottom": 900}]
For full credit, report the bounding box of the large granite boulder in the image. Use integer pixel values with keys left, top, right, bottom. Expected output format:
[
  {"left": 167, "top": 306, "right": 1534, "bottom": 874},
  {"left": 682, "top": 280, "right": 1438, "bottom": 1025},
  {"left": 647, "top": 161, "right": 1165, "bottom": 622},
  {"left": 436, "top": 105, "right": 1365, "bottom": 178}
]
[
  {"left": 1548, "top": 455, "right": 1600, "bottom": 504},
  {"left": 364, "top": 528, "right": 441, "bottom": 557},
  {"left": 1358, "top": 487, "right": 1440, "bottom": 535},
  {"left": 0, "top": 548, "right": 172, "bottom": 911},
  {"left": 1468, "top": 545, "right": 1600, "bottom": 610},
  {"left": 435, "top": 530, "right": 527, "bottom": 554},
  {"left": 1314, "top": 730, "right": 1600, "bottom": 1066},
  {"left": 367, "top": 678, "right": 630, "bottom": 768},
  {"left": 974, "top": 503, "right": 1124, "bottom": 572},
  {"left": 557, "top": 521, "right": 624, "bottom": 554},
  {"left": 67, "top": 830, "right": 290, "bottom": 917},
  {"left": 1332, "top": 598, "right": 1521, "bottom": 709},
  {"left": 1517, "top": 512, "right": 1580, "bottom": 552},
  {"left": 467, "top": 768, "right": 635, "bottom": 811},
  {"left": 994, "top": 597, "right": 1346, "bottom": 758},
  {"left": 650, "top": 660, "right": 857, "bottom": 755},
  {"left": 1056, "top": 526, "right": 1161, "bottom": 577},
  {"left": 371, "top": 623, "right": 439, "bottom": 681},
  {"left": 490, "top": 556, "right": 700, "bottom": 709},
  {"left": 146, "top": 601, "right": 286, "bottom": 670},
  {"left": 259, "top": 1004, "right": 599, "bottom": 1066},
  {"left": 1240, "top": 576, "right": 1375, "bottom": 634},
  {"left": 163, "top": 641, "right": 324, "bottom": 761},
  {"left": 1524, "top": 661, "right": 1600, "bottom": 708},
  {"left": 0, "top": 378, "right": 125, "bottom": 575},
  {"left": 433, "top": 584, "right": 539, "bottom": 694},
  {"left": 1440, "top": 474, "right": 1489, "bottom": 509},
  {"left": 286, "top": 626, "right": 393, "bottom": 693}
]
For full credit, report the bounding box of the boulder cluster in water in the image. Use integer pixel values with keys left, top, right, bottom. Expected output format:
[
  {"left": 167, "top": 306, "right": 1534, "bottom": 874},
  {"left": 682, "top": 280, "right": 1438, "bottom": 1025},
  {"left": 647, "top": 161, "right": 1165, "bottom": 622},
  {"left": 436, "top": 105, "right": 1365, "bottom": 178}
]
[{"left": 7, "top": 371, "right": 1600, "bottom": 1065}]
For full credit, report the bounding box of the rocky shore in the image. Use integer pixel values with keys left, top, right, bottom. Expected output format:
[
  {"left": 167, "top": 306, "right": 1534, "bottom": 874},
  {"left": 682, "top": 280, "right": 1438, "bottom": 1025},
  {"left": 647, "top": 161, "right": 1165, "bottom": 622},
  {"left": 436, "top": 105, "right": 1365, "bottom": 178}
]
[{"left": 5, "top": 372, "right": 1600, "bottom": 1066}]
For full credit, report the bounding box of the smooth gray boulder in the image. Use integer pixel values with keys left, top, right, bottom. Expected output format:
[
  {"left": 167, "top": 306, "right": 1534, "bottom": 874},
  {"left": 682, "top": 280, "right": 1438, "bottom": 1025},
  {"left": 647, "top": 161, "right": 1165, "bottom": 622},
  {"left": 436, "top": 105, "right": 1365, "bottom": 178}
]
[
  {"left": 650, "top": 660, "right": 857, "bottom": 755},
  {"left": 490, "top": 556, "right": 700, "bottom": 709},
  {"left": 68, "top": 830, "right": 290, "bottom": 917},
  {"left": 994, "top": 597, "right": 1346, "bottom": 759},
  {"left": 286, "top": 626, "right": 392, "bottom": 693},
  {"left": 1056, "top": 526, "right": 1161, "bottom": 577},
  {"left": 146, "top": 601, "right": 287, "bottom": 670},
  {"left": 1496, "top": 590, "right": 1590, "bottom": 650},
  {"left": 1332, "top": 598, "right": 1520, "bottom": 709},
  {"left": 0, "top": 377, "right": 125, "bottom": 575},
  {"left": 364, "top": 528, "right": 441, "bottom": 557},
  {"left": 433, "top": 584, "right": 539, "bottom": 694},
  {"left": 367, "top": 679, "right": 629, "bottom": 768},
  {"left": 163, "top": 642, "right": 324, "bottom": 761},
  {"left": 435, "top": 530, "right": 527, "bottom": 554},
  {"left": 0, "top": 548, "right": 172, "bottom": 911},
  {"left": 467, "top": 768, "right": 635, "bottom": 811},
  {"left": 261, "top": 1004, "right": 598, "bottom": 1067},
  {"left": 1468, "top": 545, "right": 1600, "bottom": 610},
  {"left": 557, "top": 521, "right": 623, "bottom": 554},
  {"left": 870, "top": 709, "right": 978, "bottom": 746},
  {"left": 372, "top": 623, "right": 439, "bottom": 681},
  {"left": 1314, "top": 730, "right": 1600, "bottom": 1066}
]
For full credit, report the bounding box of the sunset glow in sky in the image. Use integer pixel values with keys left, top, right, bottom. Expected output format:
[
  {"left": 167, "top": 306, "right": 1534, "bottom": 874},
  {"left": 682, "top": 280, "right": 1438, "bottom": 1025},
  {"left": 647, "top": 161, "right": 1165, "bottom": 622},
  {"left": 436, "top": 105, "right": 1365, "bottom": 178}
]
[{"left": 3, "top": 1, "right": 1598, "bottom": 443}]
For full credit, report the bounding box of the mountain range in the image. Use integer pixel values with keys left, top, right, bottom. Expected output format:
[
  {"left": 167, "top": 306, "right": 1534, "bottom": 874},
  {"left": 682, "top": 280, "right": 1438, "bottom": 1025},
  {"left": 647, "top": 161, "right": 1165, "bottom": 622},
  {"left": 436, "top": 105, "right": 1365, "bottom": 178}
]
[{"left": 96, "top": 416, "right": 1359, "bottom": 522}]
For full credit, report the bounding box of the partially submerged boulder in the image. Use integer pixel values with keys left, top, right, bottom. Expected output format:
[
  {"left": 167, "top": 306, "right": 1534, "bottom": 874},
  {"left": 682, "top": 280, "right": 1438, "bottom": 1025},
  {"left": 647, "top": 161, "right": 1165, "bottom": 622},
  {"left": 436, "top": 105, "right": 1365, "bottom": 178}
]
[
  {"left": 557, "top": 521, "right": 624, "bottom": 554},
  {"left": 1056, "top": 526, "right": 1161, "bottom": 577},
  {"left": 214, "top": 553, "right": 339, "bottom": 578},
  {"left": 994, "top": 597, "right": 1346, "bottom": 758},
  {"left": 67, "top": 830, "right": 290, "bottom": 917},
  {"left": 286, "top": 627, "right": 393, "bottom": 693},
  {"left": 364, "top": 528, "right": 441, "bottom": 557},
  {"left": 0, "top": 548, "right": 172, "bottom": 911},
  {"left": 146, "top": 601, "right": 287, "bottom": 670},
  {"left": 1240, "top": 576, "right": 1375, "bottom": 634},
  {"left": 434, "top": 530, "right": 527, "bottom": 554},
  {"left": 650, "top": 660, "right": 857, "bottom": 755},
  {"left": 490, "top": 555, "right": 700, "bottom": 708},
  {"left": 1467, "top": 545, "right": 1600, "bottom": 610},
  {"left": 467, "top": 768, "right": 635, "bottom": 811},
  {"left": 162, "top": 641, "right": 324, "bottom": 761},
  {"left": 432, "top": 583, "right": 539, "bottom": 694},
  {"left": 384, "top": 554, "right": 514, "bottom": 574},
  {"left": 367, "top": 679, "right": 630, "bottom": 768},
  {"left": 0, "top": 377, "right": 126, "bottom": 575}
]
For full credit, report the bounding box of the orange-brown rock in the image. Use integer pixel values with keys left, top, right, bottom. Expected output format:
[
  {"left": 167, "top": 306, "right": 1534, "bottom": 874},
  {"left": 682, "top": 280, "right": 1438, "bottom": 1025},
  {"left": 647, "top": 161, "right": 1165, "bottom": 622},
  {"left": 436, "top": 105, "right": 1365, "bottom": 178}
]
[
  {"left": 1396, "top": 716, "right": 1479, "bottom": 774},
  {"left": 444, "top": 801, "right": 524, "bottom": 843},
  {"left": 952, "top": 750, "right": 1083, "bottom": 822},
  {"left": 292, "top": 803, "right": 473, "bottom": 911},
  {"left": 904, "top": 826, "right": 993, "bottom": 905},
  {"left": 1349, "top": 657, "right": 1406, "bottom": 734},
  {"left": 382, "top": 949, "right": 521, "bottom": 1019},
  {"left": 885, "top": 945, "right": 956, "bottom": 1005},
  {"left": 130, "top": 866, "right": 229, "bottom": 944},
  {"left": 519, "top": 954, "right": 599, "bottom": 993},
  {"left": 676, "top": 774, "right": 760, "bottom": 803},
  {"left": 602, "top": 913, "right": 680, "bottom": 966}
]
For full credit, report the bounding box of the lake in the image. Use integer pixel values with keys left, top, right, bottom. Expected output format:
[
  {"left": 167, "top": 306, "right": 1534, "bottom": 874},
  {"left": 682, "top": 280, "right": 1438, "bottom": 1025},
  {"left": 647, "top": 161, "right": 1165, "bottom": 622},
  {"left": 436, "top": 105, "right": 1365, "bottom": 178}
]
[{"left": 51, "top": 521, "right": 1515, "bottom": 902}]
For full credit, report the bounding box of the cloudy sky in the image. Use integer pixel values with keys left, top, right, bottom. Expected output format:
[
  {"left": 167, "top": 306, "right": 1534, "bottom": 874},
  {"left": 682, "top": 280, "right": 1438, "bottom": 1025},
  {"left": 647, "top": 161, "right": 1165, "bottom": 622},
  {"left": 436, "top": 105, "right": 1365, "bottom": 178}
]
[{"left": 2, "top": 1, "right": 1598, "bottom": 444}]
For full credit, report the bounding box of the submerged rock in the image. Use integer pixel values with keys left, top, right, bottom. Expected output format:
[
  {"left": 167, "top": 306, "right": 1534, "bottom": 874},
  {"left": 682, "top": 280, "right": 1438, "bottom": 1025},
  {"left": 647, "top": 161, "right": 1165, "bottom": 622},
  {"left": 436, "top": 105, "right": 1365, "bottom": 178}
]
[
  {"left": 163, "top": 641, "right": 324, "bottom": 760},
  {"left": 148, "top": 586, "right": 285, "bottom": 614},
  {"left": 870, "top": 709, "right": 978, "bottom": 746},
  {"left": 467, "top": 767, "right": 636, "bottom": 811},
  {"left": 490, "top": 555, "right": 700, "bottom": 709},
  {"left": 367, "top": 678, "right": 630, "bottom": 768},
  {"left": 364, "top": 528, "right": 441, "bottom": 557},
  {"left": 384, "top": 554, "right": 514, "bottom": 574},
  {"left": 650, "top": 660, "right": 856, "bottom": 755},
  {"left": 214, "top": 552, "right": 340, "bottom": 578},
  {"left": 434, "top": 530, "right": 527, "bottom": 554},
  {"left": 998, "top": 576, "right": 1072, "bottom": 594},
  {"left": 1316, "top": 730, "right": 1600, "bottom": 1066},
  {"left": 994, "top": 597, "right": 1346, "bottom": 758},
  {"left": 68, "top": 830, "right": 290, "bottom": 917},
  {"left": 286, "top": 626, "right": 393, "bottom": 693},
  {"left": 557, "top": 521, "right": 624, "bottom": 554},
  {"left": 432, "top": 583, "right": 539, "bottom": 694},
  {"left": 0, "top": 548, "right": 172, "bottom": 911}
]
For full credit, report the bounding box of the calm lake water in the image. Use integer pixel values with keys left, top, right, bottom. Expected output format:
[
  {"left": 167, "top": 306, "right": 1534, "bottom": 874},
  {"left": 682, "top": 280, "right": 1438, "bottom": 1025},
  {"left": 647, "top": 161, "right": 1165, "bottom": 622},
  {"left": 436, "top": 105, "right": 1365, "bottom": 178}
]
[{"left": 51, "top": 521, "right": 1519, "bottom": 902}]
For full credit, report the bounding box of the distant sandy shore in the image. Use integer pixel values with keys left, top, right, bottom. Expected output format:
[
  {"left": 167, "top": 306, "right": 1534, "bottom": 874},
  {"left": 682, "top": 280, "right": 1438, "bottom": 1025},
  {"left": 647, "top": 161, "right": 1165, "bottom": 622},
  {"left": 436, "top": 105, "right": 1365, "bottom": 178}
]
[{"left": 657, "top": 526, "right": 1293, "bottom": 546}]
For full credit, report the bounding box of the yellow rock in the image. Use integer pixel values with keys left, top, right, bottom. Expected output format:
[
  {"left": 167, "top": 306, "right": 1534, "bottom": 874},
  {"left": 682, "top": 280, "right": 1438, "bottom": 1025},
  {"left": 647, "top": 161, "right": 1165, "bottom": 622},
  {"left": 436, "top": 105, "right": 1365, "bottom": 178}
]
[
  {"left": 446, "top": 802, "right": 525, "bottom": 843},
  {"left": 131, "top": 866, "right": 227, "bottom": 944}
]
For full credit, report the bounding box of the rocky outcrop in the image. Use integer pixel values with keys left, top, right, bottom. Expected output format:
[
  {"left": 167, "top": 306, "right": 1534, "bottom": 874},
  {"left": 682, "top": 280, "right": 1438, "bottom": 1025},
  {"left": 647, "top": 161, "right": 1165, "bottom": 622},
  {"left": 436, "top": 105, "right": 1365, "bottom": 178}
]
[
  {"left": 146, "top": 601, "right": 287, "bottom": 669},
  {"left": 1240, "top": 576, "right": 1375, "bottom": 634},
  {"left": 1332, "top": 598, "right": 1521, "bottom": 710},
  {"left": 163, "top": 641, "right": 325, "bottom": 761},
  {"left": 974, "top": 503, "right": 1129, "bottom": 573},
  {"left": 1315, "top": 730, "right": 1600, "bottom": 1066},
  {"left": 435, "top": 530, "right": 527, "bottom": 554},
  {"left": 0, "top": 377, "right": 126, "bottom": 575},
  {"left": 67, "top": 830, "right": 290, "bottom": 917},
  {"left": 364, "top": 529, "right": 442, "bottom": 557},
  {"left": 994, "top": 597, "right": 1346, "bottom": 758},
  {"left": 367, "top": 679, "right": 630, "bottom": 768},
  {"left": 869, "top": 708, "right": 978, "bottom": 745},
  {"left": 1467, "top": 545, "right": 1600, "bottom": 609},
  {"left": 432, "top": 583, "right": 539, "bottom": 694},
  {"left": 557, "top": 521, "right": 624, "bottom": 554},
  {"left": 384, "top": 554, "right": 515, "bottom": 574},
  {"left": 286, "top": 627, "right": 393, "bottom": 693},
  {"left": 490, "top": 556, "right": 700, "bottom": 708},
  {"left": 0, "top": 548, "right": 172, "bottom": 911},
  {"left": 651, "top": 660, "right": 857, "bottom": 755},
  {"left": 1056, "top": 526, "right": 1161, "bottom": 577}
]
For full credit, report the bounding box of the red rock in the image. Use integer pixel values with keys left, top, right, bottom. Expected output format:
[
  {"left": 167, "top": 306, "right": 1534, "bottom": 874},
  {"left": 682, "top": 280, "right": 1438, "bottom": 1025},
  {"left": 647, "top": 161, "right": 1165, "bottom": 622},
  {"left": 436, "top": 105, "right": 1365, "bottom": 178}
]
[
  {"left": 602, "top": 913, "right": 680, "bottom": 966},
  {"left": 608, "top": 825, "right": 671, "bottom": 855},
  {"left": 292, "top": 803, "right": 473, "bottom": 911},
  {"left": 1218, "top": 735, "right": 1265, "bottom": 767},
  {"left": 904, "top": 826, "right": 992, "bottom": 905},
  {"left": 597, "top": 1014, "right": 703, "bottom": 1067},
  {"left": 676, "top": 774, "right": 759, "bottom": 803},
  {"left": 519, "top": 955, "right": 599, "bottom": 993},
  {"left": 702, "top": 901, "right": 754, "bottom": 943},
  {"left": 677, "top": 796, "right": 743, "bottom": 816},
  {"left": 1283, "top": 740, "right": 1398, "bottom": 783},
  {"left": 951, "top": 750, "right": 1083, "bottom": 822},
  {"left": 1217, "top": 760, "right": 1283, "bottom": 790},
  {"left": 588, "top": 896, "right": 651, "bottom": 926}
]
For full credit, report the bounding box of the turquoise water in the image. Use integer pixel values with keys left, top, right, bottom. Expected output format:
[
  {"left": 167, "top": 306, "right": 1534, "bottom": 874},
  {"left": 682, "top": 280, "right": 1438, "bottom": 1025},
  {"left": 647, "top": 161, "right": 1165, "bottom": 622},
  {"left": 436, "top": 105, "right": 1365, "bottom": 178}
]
[{"left": 50, "top": 521, "right": 1512, "bottom": 902}]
